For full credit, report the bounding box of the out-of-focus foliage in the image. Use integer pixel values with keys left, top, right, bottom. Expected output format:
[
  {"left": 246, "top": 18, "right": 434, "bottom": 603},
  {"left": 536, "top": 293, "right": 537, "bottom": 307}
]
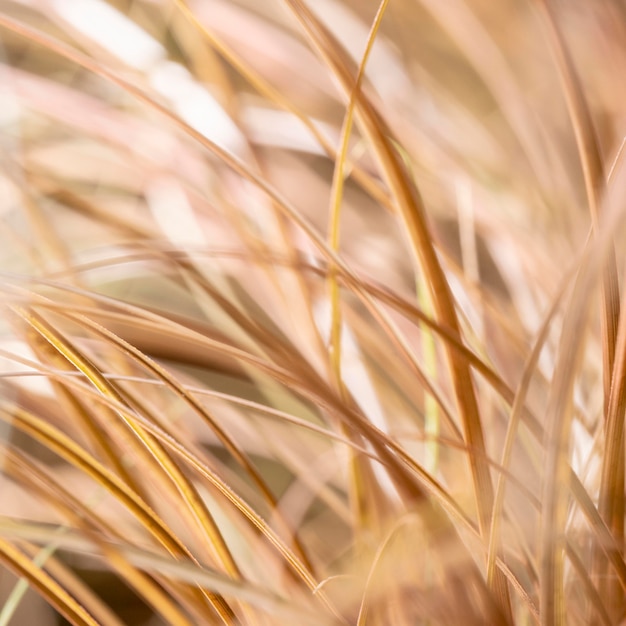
[{"left": 0, "top": 0, "right": 625, "bottom": 624}]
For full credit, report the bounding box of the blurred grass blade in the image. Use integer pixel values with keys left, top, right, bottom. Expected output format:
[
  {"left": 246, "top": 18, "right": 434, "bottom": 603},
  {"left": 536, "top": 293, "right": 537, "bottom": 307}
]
[{"left": 0, "top": 537, "right": 99, "bottom": 626}]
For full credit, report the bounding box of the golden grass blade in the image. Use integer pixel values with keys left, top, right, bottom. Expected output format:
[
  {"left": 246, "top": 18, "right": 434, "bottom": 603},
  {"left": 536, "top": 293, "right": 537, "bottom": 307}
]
[
  {"left": 2, "top": 2, "right": 625, "bottom": 624},
  {"left": 51, "top": 306, "right": 315, "bottom": 568},
  {"left": 6, "top": 246, "right": 513, "bottom": 430},
  {"left": 327, "top": 0, "right": 388, "bottom": 389},
  {"left": 1, "top": 443, "right": 226, "bottom": 626},
  {"left": 0, "top": 400, "right": 239, "bottom": 623},
  {"left": 11, "top": 306, "right": 248, "bottom": 621},
  {"left": 0, "top": 403, "right": 201, "bottom": 569},
  {"left": 324, "top": 0, "right": 392, "bottom": 537},
  {"left": 17, "top": 543, "right": 129, "bottom": 626},
  {"left": 14, "top": 270, "right": 467, "bottom": 446},
  {"left": 147, "top": 402, "right": 532, "bottom": 619},
  {"left": 279, "top": 1, "right": 512, "bottom": 616},
  {"left": 0, "top": 537, "right": 99, "bottom": 626},
  {"left": 0, "top": 355, "right": 371, "bottom": 465},
  {"left": 2, "top": 47, "right": 527, "bottom": 557},
  {"left": 1, "top": 360, "right": 542, "bottom": 537},
  {"left": 0, "top": 350, "right": 340, "bottom": 619},
  {"left": 11, "top": 307, "right": 240, "bottom": 566},
  {"left": 4, "top": 331, "right": 499, "bottom": 615},
  {"left": 0, "top": 445, "right": 130, "bottom": 626},
  {"left": 29, "top": 248, "right": 520, "bottom": 413},
  {"left": 0, "top": 521, "right": 330, "bottom": 626},
  {"left": 7, "top": 268, "right": 626, "bottom": 599},
  {"left": 0, "top": 323, "right": 540, "bottom": 617},
  {"left": 2, "top": 276, "right": 535, "bottom": 604},
  {"left": 21, "top": 320, "right": 147, "bottom": 498}
]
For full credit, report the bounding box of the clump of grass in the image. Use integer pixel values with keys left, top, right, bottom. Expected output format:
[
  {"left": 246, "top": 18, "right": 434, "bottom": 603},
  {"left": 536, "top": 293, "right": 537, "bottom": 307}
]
[{"left": 0, "top": 0, "right": 625, "bottom": 624}]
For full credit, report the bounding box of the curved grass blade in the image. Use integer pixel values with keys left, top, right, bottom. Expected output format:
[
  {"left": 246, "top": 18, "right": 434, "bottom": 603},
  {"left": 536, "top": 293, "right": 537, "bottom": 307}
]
[{"left": 0, "top": 537, "right": 99, "bottom": 626}]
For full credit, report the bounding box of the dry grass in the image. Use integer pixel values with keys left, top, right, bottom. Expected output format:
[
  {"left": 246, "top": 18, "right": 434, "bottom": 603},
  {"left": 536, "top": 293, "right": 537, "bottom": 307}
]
[{"left": 0, "top": 0, "right": 625, "bottom": 624}]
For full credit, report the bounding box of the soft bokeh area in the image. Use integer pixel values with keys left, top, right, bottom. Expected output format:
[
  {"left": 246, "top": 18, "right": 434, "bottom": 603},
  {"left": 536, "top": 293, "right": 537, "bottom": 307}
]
[{"left": 0, "top": 1, "right": 625, "bottom": 624}]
